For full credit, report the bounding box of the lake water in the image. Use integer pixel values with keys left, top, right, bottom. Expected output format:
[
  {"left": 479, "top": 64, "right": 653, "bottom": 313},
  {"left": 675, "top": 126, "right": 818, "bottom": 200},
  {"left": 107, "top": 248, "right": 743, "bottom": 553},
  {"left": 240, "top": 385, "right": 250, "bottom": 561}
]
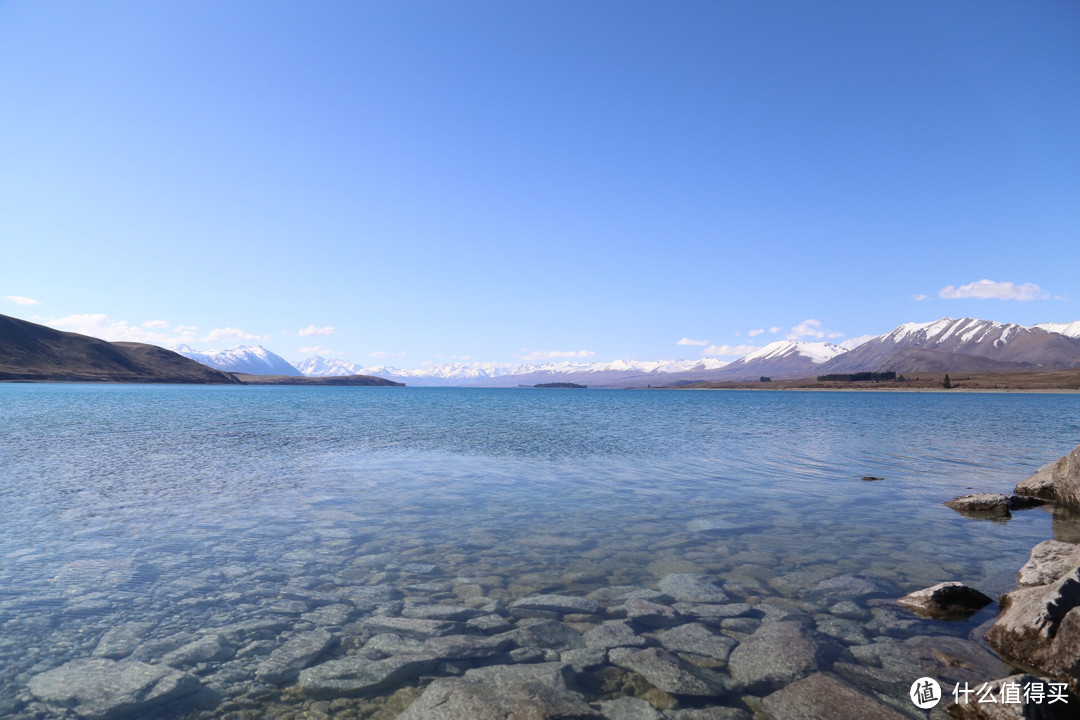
[{"left": 2, "top": 385, "right": 1079, "bottom": 719}]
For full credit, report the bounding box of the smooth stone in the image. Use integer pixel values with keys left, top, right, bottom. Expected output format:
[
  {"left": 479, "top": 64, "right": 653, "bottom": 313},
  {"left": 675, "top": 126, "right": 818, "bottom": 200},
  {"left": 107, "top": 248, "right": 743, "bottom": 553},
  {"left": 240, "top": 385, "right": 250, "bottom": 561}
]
[
  {"left": 727, "top": 621, "right": 821, "bottom": 693},
  {"left": 1017, "top": 540, "right": 1080, "bottom": 588},
  {"left": 986, "top": 567, "right": 1080, "bottom": 676},
  {"left": 401, "top": 604, "right": 485, "bottom": 621},
  {"left": 760, "top": 672, "right": 908, "bottom": 720},
  {"left": 162, "top": 633, "right": 236, "bottom": 669},
  {"left": 657, "top": 622, "right": 736, "bottom": 663},
  {"left": 584, "top": 620, "right": 649, "bottom": 649},
  {"left": 945, "top": 493, "right": 1013, "bottom": 517},
  {"left": 357, "top": 633, "right": 424, "bottom": 658},
  {"left": 813, "top": 574, "right": 877, "bottom": 600},
  {"left": 676, "top": 602, "right": 754, "bottom": 620},
  {"left": 597, "top": 696, "right": 662, "bottom": 720},
  {"left": 395, "top": 674, "right": 601, "bottom": 720},
  {"left": 421, "top": 633, "right": 513, "bottom": 660},
  {"left": 298, "top": 654, "right": 436, "bottom": 698},
  {"left": 362, "top": 616, "right": 460, "bottom": 638},
  {"left": 510, "top": 594, "right": 600, "bottom": 615},
  {"left": 500, "top": 619, "right": 586, "bottom": 650},
  {"left": 828, "top": 601, "right": 870, "bottom": 620},
  {"left": 608, "top": 646, "right": 728, "bottom": 696},
  {"left": 896, "top": 582, "right": 993, "bottom": 620},
  {"left": 27, "top": 658, "right": 199, "bottom": 720},
  {"left": 561, "top": 647, "right": 608, "bottom": 671},
  {"left": 464, "top": 661, "right": 571, "bottom": 688},
  {"left": 658, "top": 574, "right": 730, "bottom": 603},
  {"left": 255, "top": 630, "right": 335, "bottom": 683},
  {"left": 466, "top": 614, "right": 513, "bottom": 633},
  {"left": 93, "top": 623, "right": 155, "bottom": 659},
  {"left": 625, "top": 597, "right": 682, "bottom": 628}
]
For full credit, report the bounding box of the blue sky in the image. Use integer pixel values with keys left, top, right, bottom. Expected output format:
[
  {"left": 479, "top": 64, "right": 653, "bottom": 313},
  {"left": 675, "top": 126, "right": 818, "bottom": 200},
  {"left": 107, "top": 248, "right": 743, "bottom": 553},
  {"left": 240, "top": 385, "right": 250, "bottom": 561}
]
[{"left": 2, "top": 1, "right": 1078, "bottom": 367}]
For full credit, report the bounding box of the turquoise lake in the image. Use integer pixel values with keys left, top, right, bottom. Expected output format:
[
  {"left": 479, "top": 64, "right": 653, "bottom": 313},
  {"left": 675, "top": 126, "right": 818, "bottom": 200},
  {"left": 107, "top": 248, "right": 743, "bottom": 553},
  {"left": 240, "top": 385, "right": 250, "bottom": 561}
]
[{"left": 2, "top": 385, "right": 1079, "bottom": 719}]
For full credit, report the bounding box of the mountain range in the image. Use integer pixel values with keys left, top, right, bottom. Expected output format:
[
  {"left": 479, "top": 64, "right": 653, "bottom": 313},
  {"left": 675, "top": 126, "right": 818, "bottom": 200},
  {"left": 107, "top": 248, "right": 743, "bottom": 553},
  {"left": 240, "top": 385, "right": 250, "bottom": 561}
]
[{"left": 171, "top": 316, "right": 1080, "bottom": 388}]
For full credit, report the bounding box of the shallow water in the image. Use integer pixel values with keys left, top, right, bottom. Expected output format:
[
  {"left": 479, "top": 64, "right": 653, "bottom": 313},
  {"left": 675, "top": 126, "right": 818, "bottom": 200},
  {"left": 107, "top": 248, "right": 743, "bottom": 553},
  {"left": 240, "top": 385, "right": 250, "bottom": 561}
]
[{"left": 1, "top": 385, "right": 1079, "bottom": 718}]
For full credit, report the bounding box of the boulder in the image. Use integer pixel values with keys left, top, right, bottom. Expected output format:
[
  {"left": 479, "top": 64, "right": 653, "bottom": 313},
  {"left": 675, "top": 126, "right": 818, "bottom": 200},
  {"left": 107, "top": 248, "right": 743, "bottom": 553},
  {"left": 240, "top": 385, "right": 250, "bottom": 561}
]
[
  {"left": 608, "top": 646, "right": 728, "bottom": 696},
  {"left": 1017, "top": 459, "right": 1066, "bottom": 500},
  {"left": 658, "top": 574, "right": 730, "bottom": 603},
  {"left": 760, "top": 672, "right": 908, "bottom": 720},
  {"left": 27, "top": 658, "right": 199, "bottom": 720},
  {"left": 945, "top": 494, "right": 1013, "bottom": 517},
  {"left": 985, "top": 567, "right": 1080, "bottom": 677},
  {"left": 727, "top": 621, "right": 821, "bottom": 693},
  {"left": 1015, "top": 445, "right": 1080, "bottom": 510},
  {"left": 896, "top": 582, "right": 993, "bottom": 620},
  {"left": 510, "top": 594, "right": 600, "bottom": 615},
  {"left": 1018, "top": 541, "right": 1080, "bottom": 588}
]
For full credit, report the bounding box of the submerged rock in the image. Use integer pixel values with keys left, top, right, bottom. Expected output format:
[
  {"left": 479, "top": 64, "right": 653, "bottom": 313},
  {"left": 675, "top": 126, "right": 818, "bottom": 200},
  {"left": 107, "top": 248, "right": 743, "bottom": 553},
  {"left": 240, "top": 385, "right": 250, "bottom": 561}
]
[
  {"left": 657, "top": 622, "right": 736, "bottom": 663},
  {"left": 510, "top": 594, "right": 600, "bottom": 615},
  {"left": 658, "top": 574, "right": 730, "bottom": 603},
  {"left": 255, "top": 629, "right": 335, "bottom": 683},
  {"left": 298, "top": 654, "right": 436, "bottom": 697},
  {"left": 27, "top": 657, "right": 199, "bottom": 720},
  {"left": 609, "top": 646, "right": 729, "bottom": 696},
  {"left": 760, "top": 672, "right": 908, "bottom": 720},
  {"left": 727, "top": 621, "right": 821, "bottom": 692},
  {"left": 896, "top": 582, "right": 993, "bottom": 620}
]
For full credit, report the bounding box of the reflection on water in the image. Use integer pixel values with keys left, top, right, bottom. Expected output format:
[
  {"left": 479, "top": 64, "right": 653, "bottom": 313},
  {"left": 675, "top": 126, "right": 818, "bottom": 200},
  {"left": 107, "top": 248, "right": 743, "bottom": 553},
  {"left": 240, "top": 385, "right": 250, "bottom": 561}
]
[{"left": 1, "top": 386, "right": 1078, "bottom": 719}]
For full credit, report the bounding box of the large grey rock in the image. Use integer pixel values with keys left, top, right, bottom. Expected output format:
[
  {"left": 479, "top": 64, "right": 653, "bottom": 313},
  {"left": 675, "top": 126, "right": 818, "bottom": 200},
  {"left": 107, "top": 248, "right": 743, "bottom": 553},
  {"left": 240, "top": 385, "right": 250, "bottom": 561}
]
[
  {"left": 986, "top": 567, "right": 1080, "bottom": 676},
  {"left": 584, "top": 620, "right": 649, "bottom": 649},
  {"left": 727, "top": 621, "right": 821, "bottom": 692},
  {"left": 362, "top": 615, "right": 460, "bottom": 638},
  {"left": 760, "top": 672, "right": 908, "bottom": 720},
  {"left": 625, "top": 597, "right": 682, "bottom": 628},
  {"left": 422, "top": 632, "right": 514, "bottom": 660},
  {"left": 658, "top": 574, "right": 730, "bottom": 603},
  {"left": 608, "top": 646, "right": 728, "bottom": 696},
  {"left": 945, "top": 493, "right": 1014, "bottom": 517},
  {"left": 255, "top": 629, "right": 335, "bottom": 683},
  {"left": 27, "top": 658, "right": 199, "bottom": 720},
  {"left": 162, "top": 633, "right": 236, "bottom": 668},
  {"left": 510, "top": 594, "right": 600, "bottom": 615},
  {"left": 402, "top": 604, "right": 484, "bottom": 621},
  {"left": 896, "top": 582, "right": 993, "bottom": 620},
  {"left": 298, "top": 654, "right": 436, "bottom": 697},
  {"left": 93, "top": 623, "right": 155, "bottom": 659},
  {"left": 813, "top": 574, "right": 878, "bottom": 600},
  {"left": 597, "top": 696, "right": 662, "bottom": 720},
  {"left": 657, "top": 622, "right": 736, "bottom": 663},
  {"left": 464, "top": 661, "right": 570, "bottom": 688},
  {"left": 1018, "top": 540, "right": 1080, "bottom": 588},
  {"left": 501, "top": 619, "right": 586, "bottom": 650},
  {"left": 395, "top": 675, "right": 601, "bottom": 720},
  {"left": 1016, "top": 445, "right": 1080, "bottom": 509}
]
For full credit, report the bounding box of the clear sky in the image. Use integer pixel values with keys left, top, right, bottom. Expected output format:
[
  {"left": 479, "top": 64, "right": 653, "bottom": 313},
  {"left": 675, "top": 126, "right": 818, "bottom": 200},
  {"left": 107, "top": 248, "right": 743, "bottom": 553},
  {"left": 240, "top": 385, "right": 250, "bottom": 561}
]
[{"left": 2, "top": 1, "right": 1078, "bottom": 367}]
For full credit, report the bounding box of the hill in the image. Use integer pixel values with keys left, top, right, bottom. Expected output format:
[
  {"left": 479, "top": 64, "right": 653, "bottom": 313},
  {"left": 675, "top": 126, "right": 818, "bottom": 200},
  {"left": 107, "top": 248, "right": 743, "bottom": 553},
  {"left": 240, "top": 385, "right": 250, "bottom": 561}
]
[
  {"left": 0, "top": 314, "right": 240, "bottom": 384},
  {"left": 232, "top": 373, "right": 403, "bottom": 386}
]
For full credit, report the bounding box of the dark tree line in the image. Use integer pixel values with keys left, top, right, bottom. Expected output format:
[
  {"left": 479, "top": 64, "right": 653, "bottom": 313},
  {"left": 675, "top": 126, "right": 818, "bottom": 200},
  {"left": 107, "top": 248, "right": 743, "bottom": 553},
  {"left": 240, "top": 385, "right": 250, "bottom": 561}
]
[{"left": 816, "top": 371, "right": 898, "bottom": 382}]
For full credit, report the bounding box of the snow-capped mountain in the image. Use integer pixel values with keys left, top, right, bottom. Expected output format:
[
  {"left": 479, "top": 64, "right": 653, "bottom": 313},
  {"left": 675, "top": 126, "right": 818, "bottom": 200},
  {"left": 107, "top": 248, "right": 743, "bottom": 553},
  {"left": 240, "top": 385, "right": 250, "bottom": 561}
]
[
  {"left": 818, "top": 317, "right": 1080, "bottom": 374},
  {"left": 1035, "top": 321, "right": 1080, "bottom": 339},
  {"left": 174, "top": 345, "right": 302, "bottom": 376},
  {"left": 712, "top": 341, "right": 846, "bottom": 380},
  {"left": 291, "top": 356, "right": 730, "bottom": 387}
]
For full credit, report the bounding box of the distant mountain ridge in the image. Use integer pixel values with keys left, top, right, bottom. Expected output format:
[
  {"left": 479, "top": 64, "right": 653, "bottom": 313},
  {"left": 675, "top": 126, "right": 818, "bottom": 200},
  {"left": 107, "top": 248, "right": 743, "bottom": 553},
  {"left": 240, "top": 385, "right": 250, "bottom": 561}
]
[{"left": 173, "top": 344, "right": 302, "bottom": 376}]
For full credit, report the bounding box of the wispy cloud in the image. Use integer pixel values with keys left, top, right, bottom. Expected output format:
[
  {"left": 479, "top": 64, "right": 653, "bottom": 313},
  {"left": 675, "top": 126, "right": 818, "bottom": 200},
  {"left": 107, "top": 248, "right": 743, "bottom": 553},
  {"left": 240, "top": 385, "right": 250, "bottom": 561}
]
[
  {"left": 769, "top": 326, "right": 781, "bottom": 334},
  {"left": 47, "top": 313, "right": 198, "bottom": 346},
  {"left": 839, "top": 334, "right": 876, "bottom": 350},
  {"left": 5, "top": 295, "right": 40, "bottom": 306},
  {"left": 299, "top": 345, "right": 343, "bottom": 356},
  {"left": 298, "top": 325, "right": 335, "bottom": 337},
  {"left": 522, "top": 349, "right": 596, "bottom": 360},
  {"left": 677, "top": 337, "right": 708, "bottom": 346},
  {"left": 142, "top": 319, "right": 169, "bottom": 329},
  {"left": 203, "top": 327, "right": 270, "bottom": 345},
  {"left": 785, "top": 318, "right": 844, "bottom": 341},
  {"left": 912, "top": 294, "right": 928, "bottom": 302},
  {"left": 938, "top": 279, "right": 1049, "bottom": 301},
  {"left": 747, "top": 328, "right": 765, "bottom": 337},
  {"left": 702, "top": 343, "right": 757, "bottom": 358},
  {"left": 370, "top": 350, "right": 406, "bottom": 358}
]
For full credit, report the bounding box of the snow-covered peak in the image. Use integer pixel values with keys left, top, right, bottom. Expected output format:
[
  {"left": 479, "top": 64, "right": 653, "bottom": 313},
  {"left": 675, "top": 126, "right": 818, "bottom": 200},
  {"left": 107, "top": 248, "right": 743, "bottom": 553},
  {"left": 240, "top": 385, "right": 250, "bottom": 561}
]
[
  {"left": 880, "top": 317, "right": 1024, "bottom": 348},
  {"left": 734, "top": 340, "right": 845, "bottom": 365},
  {"left": 1035, "top": 321, "right": 1080, "bottom": 339},
  {"left": 173, "top": 345, "right": 301, "bottom": 376}
]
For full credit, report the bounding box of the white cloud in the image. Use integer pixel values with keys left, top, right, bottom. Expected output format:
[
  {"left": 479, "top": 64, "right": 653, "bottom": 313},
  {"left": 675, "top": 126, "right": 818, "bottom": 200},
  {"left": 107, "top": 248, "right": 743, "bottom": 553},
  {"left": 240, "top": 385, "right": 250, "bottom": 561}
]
[
  {"left": 702, "top": 343, "right": 757, "bottom": 357},
  {"left": 938, "top": 279, "right": 1049, "bottom": 302},
  {"left": 769, "top": 326, "right": 781, "bottom": 333},
  {"left": 47, "top": 313, "right": 198, "bottom": 346},
  {"left": 370, "top": 350, "right": 406, "bottom": 358},
  {"left": 5, "top": 295, "right": 40, "bottom": 306},
  {"left": 142, "top": 319, "right": 169, "bottom": 329},
  {"left": 787, "top": 319, "right": 825, "bottom": 340},
  {"left": 202, "top": 327, "right": 270, "bottom": 344},
  {"left": 299, "top": 345, "right": 343, "bottom": 356},
  {"left": 912, "top": 294, "right": 928, "bottom": 302},
  {"left": 522, "top": 349, "right": 596, "bottom": 360},
  {"left": 839, "top": 334, "right": 876, "bottom": 350},
  {"left": 677, "top": 337, "right": 708, "bottom": 346},
  {"left": 298, "top": 325, "right": 335, "bottom": 337},
  {"left": 748, "top": 329, "right": 765, "bottom": 337}
]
